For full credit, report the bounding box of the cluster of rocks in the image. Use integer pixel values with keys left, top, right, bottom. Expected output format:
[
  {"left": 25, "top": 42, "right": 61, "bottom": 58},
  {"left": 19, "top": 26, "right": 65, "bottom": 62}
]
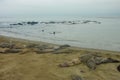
[
  {"left": 59, "top": 54, "right": 120, "bottom": 70},
  {"left": 82, "top": 20, "right": 101, "bottom": 24},
  {"left": 40, "top": 21, "right": 78, "bottom": 24},
  {"left": 27, "top": 21, "right": 38, "bottom": 25},
  {"left": 9, "top": 20, "right": 101, "bottom": 26},
  {"left": 10, "top": 23, "right": 24, "bottom": 26},
  {"left": 40, "top": 20, "right": 101, "bottom": 25},
  {"left": 10, "top": 21, "right": 39, "bottom": 26}
]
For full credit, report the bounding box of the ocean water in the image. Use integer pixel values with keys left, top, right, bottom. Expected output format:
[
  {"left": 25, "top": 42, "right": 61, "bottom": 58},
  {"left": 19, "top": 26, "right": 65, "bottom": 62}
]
[{"left": 0, "top": 17, "right": 120, "bottom": 51}]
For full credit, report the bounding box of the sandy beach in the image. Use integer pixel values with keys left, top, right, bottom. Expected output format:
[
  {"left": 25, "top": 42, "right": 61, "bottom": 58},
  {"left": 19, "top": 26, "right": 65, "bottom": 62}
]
[{"left": 0, "top": 35, "right": 120, "bottom": 80}]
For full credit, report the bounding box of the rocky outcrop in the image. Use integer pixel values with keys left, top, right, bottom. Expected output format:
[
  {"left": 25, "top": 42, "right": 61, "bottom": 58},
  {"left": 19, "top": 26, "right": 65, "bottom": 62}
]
[{"left": 27, "top": 21, "right": 38, "bottom": 25}]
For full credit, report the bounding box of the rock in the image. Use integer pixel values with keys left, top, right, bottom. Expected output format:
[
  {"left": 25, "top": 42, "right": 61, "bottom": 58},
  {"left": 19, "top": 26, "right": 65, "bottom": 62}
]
[
  {"left": 27, "top": 21, "right": 38, "bottom": 25},
  {"left": 71, "top": 75, "right": 82, "bottom": 80},
  {"left": 117, "top": 65, "right": 120, "bottom": 72},
  {"left": 17, "top": 23, "right": 23, "bottom": 25},
  {"left": 0, "top": 42, "right": 15, "bottom": 48},
  {"left": 10, "top": 23, "right": 23, "bottom": 26}
]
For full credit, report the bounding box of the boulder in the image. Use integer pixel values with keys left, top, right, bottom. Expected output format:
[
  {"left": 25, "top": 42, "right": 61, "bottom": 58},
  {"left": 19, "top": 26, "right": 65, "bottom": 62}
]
[{"left": 27, "top": 21, "right": 38, "bottom": 25}]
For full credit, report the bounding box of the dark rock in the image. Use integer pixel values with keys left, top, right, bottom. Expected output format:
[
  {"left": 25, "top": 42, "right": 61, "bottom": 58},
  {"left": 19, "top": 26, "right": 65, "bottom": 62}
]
[
  {"left": 17, "top": 23, "right": 23, "bottom": 25},
  {"left": 117, "top": 65, "right": 120, "bottom": 72},
  {"left": 10, "top": 23, "right": 23, "bottom": 26},
  {"left": 27, "top": 21, "right": 38, "bottom": 25},
  {"left": 10, "top": 24, "right": 18, "bottom": 25},
  {"left": 71, "top": 75, "right": 82, "bottom": 80},
  {"left": 82, "top": 20, "right": 91, "bottom": 24},
  {"left": 0, "top": 42, "right": 15, "bottom": 48},
  {"left": 49, "top": 21, "right": 56, "bottom": 24}
]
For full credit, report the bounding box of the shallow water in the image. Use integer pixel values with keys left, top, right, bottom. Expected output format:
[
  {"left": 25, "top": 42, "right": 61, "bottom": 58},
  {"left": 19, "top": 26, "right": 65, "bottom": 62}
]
[{"left": 0, "top": 17, "right": 120, "bottom": 51}]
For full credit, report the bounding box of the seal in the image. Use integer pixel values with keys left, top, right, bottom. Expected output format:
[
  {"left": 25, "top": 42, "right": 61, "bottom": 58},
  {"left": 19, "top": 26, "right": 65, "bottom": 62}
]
[{"left": 117, "top": 65, "right": 120, "bottom": 72}]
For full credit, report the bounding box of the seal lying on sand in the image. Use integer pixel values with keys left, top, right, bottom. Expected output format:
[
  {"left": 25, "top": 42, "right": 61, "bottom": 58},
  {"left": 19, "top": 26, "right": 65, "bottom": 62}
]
[{"left": 59, "top": 54, "right": 120, "bottom": 70}]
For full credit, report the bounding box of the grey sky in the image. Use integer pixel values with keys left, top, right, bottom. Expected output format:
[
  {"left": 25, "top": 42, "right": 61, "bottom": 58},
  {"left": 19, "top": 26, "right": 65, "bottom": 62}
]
[{"left": 0, "top": 0, "right": 120, "bottom": 17}]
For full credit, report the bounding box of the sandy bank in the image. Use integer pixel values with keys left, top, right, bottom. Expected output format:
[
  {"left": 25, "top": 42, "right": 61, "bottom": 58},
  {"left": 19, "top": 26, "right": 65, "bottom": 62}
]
[{"left": 0, "top": 35, "right": 120, "bottom": 80}]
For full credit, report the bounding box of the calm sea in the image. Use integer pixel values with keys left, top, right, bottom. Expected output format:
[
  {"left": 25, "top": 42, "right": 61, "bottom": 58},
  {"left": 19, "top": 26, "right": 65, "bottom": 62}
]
[{"left": 0, "top": 17, "right": 120, "bottom": 51}]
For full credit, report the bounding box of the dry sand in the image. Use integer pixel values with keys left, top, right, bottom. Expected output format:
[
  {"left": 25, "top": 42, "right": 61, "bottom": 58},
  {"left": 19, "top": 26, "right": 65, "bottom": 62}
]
[{"left": 0, "top": 35, "right": 120, "bottom": 80}]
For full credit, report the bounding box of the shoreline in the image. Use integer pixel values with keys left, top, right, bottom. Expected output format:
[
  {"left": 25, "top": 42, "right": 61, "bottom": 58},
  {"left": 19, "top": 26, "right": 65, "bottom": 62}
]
[{"left": 0, "top": 35, "right": 120, "bottom": 53}]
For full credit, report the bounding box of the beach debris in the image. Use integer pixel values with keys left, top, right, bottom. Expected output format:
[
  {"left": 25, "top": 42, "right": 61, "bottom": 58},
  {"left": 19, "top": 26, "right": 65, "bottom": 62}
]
[
  {"left": 0, "top": 42, "right": 15, "bottom": 48},
  {"left": 71, "top": 74, "right": 83, "bottom": 80},
  {"left": 117, "top": 65, "right": 120, "bottom": 72},
  {"left": 59, "top": 54, "right": 120, "bottom": 70}
]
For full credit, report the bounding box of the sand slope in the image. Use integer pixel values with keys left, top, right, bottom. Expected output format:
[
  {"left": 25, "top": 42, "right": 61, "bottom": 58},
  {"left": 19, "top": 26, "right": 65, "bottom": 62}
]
[{"left": 0, "top": 36, "right": 120, "bottom": 80}]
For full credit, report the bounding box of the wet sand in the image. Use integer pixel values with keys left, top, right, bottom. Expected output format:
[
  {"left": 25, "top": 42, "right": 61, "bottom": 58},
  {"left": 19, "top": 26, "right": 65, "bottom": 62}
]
[{"left": 0, "top": 35, "right": 120, "bottom": 80}]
